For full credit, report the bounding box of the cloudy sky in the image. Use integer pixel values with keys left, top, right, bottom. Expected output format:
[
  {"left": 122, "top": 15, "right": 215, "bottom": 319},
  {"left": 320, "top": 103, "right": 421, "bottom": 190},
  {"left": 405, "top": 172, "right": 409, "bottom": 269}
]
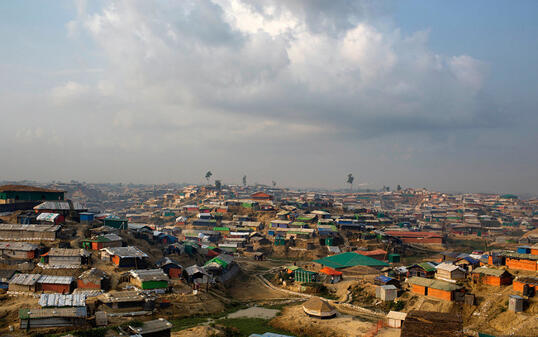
[{"left": 1, "top": 0, "right": 537, "bottom": 194}]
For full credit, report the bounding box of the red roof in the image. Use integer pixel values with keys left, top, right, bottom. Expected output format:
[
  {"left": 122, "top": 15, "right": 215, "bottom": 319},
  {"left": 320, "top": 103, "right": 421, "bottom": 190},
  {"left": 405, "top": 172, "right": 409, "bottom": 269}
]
[
  {"left": 319, "top": 267, "right": 343, "bottom": 276},
  {"left": 385, "top": 231, "right": 442, "bottom": 238},
  {"left": 251, "top": 192, "right": 272, "bottom": 199},
  {"left": 356, "top": 249, "right": 387, "bottom": 256}
]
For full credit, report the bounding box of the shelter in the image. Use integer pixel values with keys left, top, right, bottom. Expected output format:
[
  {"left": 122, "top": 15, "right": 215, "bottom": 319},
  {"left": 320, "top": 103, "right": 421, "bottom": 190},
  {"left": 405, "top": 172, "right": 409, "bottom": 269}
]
[
  {"left": 78, "top": 268, "right": 109, "bottom": 290},
  {"left": 386, "top": 311, "right": 407, "bottom": 328},
  {"left": 407, "top": 277, "right": 463, "bottom": 301},
  {"left": 155, "top": 257, "right": 183, "bottom": 278},
  {"left": 318, "top": 266, "right": 342, "bottom": 283},
  {"left": 42, "top": 248, "right": 89, "bottom": 267},
  {"left": 129, "top": 269, "right": 169, "bottom": 290},
  {"left": 101, "top": 246, "right": 149, "bottom": 268},
  {"left": 103, "top": 217, "right": 128, "bottom": 230},
  {"left": 19, "top": 307, "right": 87, "bottom": 329},
  {"left": 8, "top": 273, "right": 41, "bottom": 292},
  {"left": 513, "top": 276, "right": 538, "bottom": 294},
  {"left": 0, "top": 223, "right": 60, "bottom": 241},
  {"left": 37, "top": 275, "right": 74, "bottom": 293},
  {"left": 99, "top": 291, "right": 151, "bottom": 311},
  {"left": 435, "top": 263, "right": 466, "bottom": 283},
  {"left": 471, "top": 267, "right": 513, "bottom": 286},
  {"left": 374, "top": 275, "right": 400, "bottom": 288},
  {"left": 508, "top": 295, "right": 524, "bottom": 312},
  {"left": 401, "top": 310, "right": 463, "bottom": 337},
  {"left": 502, "top": 252, "right": 538, "bottom": 272},
  {"left": 302, "top": 297, "right": 336, "bottom": 318},
  {"left": 82, "top": 233, "right": 122, "bottom": 250},
  {"left": 0, "top": 270, "right": 16, "bottom": 290},
  {"left": 407, "top": 262, "right": 437, "bottom": 278},
  {"left": 0, "top": 241, "right": 38, "bottom": 259},
  {"left": 376, "top": 285, "right": 398, "bottom": 301}
]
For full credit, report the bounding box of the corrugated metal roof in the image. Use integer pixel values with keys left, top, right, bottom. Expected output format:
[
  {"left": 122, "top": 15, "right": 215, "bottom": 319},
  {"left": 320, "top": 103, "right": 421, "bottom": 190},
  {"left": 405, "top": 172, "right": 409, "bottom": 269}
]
[
  {"left": 471, "top": 267, "right": 511, "bottom": 277},
  {"left": 102, "top": 246, "right": 148, "bottom": 258},
  {"left": 19, "top": 307, "right": 86, "bottom": 319},
  {"left": 34, "top": 201, "right": 86, "bottom": 211},
  {"left": 407, "top": 276, "right": 462, "bottom": 291},
  {"left": 38, "top": 275, "right": 74, "bottom": 284},
  {"left": 129, "top": 269, "right": 169, "bottom": 282},
  {"left": 0, "top": 242, "right": 38, "bottom": 251},
  {"left": 9, "top": 273, "right": 41, "bottom": 285},
  {"left": 39, "top": 294, "right": 86, "bottom": 307},
  {"left": 0, "top": 224, "right": 60, "bottom": 232}
]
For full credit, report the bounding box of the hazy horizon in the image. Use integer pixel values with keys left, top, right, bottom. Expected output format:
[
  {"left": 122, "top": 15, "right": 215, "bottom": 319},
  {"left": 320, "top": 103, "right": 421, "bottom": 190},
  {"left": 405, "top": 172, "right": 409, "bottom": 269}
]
[{"left": 1, "top": 1, "right": 537, "bottom": 194}]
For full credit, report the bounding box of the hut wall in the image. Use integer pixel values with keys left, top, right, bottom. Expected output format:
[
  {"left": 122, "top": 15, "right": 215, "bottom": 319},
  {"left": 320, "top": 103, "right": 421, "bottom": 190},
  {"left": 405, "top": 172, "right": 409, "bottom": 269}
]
[
  {"left": 40, "top": 283, "right": 70, "bottom": 293},
  {"left": 505, "top": 258, "right": 537, "bottom": 271},
  {"left": 428, "top": 288, "right": 452, "bottom": 301},
  {"left": 410, "top": 284, "right": 426, "bottom": 295},
  {"left": 77, "top": 279, "right": 101, "bottom": 289}
]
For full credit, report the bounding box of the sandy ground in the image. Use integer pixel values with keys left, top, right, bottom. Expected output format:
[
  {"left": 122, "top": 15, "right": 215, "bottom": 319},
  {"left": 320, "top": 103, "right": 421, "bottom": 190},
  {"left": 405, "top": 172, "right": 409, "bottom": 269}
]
[
  {"left": 270, "top": 304, "right": 400, "bottom": 337},
  {"left": 172, "top": 326, "right": 225, "bottom": 337},
  {"left": 227, "top": 306, "right": 280, "bottom": 319}
]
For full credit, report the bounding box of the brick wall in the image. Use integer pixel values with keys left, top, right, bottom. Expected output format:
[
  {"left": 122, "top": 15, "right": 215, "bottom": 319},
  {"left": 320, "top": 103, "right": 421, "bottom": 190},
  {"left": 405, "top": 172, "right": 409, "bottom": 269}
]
[
  {"left": 411, "top": 284, "right": 426, "bottom": 295},
  {"left": 428, "top": 288, "right": 453, "bottom": 301},
  {"left": 505, "top": 258, "right": 537, "bottom": 271}
]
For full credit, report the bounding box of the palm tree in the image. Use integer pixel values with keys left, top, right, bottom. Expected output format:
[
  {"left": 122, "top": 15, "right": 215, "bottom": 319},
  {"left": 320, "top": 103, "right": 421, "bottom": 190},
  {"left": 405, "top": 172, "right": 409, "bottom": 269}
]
[
  {"left": 272, "top": 180, "right": 277, "bottom": 187},
  {"left": 215, "top": 179, "right": 222, "bottom": 190},
  {"left": 205, "top": 171, "right": 213, "bottom": 184},
  {"left": 242, "top": 175, "right": 247, "bottom": 187},
  {"left": 346, "top": 173, "right": 354, "bottom": 191}
]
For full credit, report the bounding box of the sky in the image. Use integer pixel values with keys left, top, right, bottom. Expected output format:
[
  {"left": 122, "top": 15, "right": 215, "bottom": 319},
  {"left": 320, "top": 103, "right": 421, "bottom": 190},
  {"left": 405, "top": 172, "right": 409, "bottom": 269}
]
[{"left": 1, "top": 0, "right": 537, "bottom": 194}]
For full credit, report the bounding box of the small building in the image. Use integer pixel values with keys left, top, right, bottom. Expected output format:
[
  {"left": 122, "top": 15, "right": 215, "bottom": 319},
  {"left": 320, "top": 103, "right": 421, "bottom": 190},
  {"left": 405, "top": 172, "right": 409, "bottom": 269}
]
[
  {"left": 407, "top": 277, "right": 463, "bottom": 301},
  {"left": 0, "top": 270, "right": 16, "bottom": 290},
  {"left": 34, "top": 201, "right": 87, "bottom": 216},
  {"left": 78, "top": 268, "right": 109, "bottom": 290},
  {"left": 37, "top": 275, "right": 74, "bottom": 293},
  {"left": 99, "top": 291, "right": 152, "bottom": 312},
  {"left": 8, "top": 273, "right": 41, "bottom": 292},
  {"left": 101, "top": 246, "right": 149, "bottom": 268},
  {"left": 374, "top": 275, "right": 400, "bottom": 288},
  {"left": 407, "top": 262, "right": 437, "bottom": 278},
  {"left": 513, "top": 276, "right": 538, "bottom": 295},
  {"left": 42, "top": 248, "right": 90, "bottom": 267},
  {"left": 471, "top": 267, "right": 513, "bottom": 286},
  {"left": 435, "top": 263, "right": 466, "bottom": 283},
  {"left": 79, "top": 212, "right": 95, "bottom": 223},
  {"left": 0, "top": 241, "right": 38, "bottom": 259},
  {"left": 318, "top": 266, "right": 342, "bottom": 283},
  {"left": 128, "top": 318, "right": 173, "bottom": 337},
  {"left": 19, "top": 307, "right": 87, "bottom": 329},
  {"left": 155, "top": 257, "right": 183, "bottom": 279},
  {"left": 103, "top": 217, "right": 128, "bottom": 230},
  {"left": 517, "top": 246, "right": 531, "bottom": 254},
  {"left": 508, "top": 295, "right": 524, "bottom": 312},
  {"left": 386, "top": 311, "right": 407, "bottom": 328},
  {"left": 503, "top": 252, "right": 538, "bottom": 272},
  {"left": 129, "top": 269, "right": 169, "bottom": 290},
  {"left": 82, "top": 233, "right": 122, "bottom": 250},
  {"left": 376, "top": 284, "right": 398, "bottom": 301},
  {"left": 293, "top": 268, "right": 318, "bottom": 283},
  {"left": 0, "top": 223, "right": 60, "bottom": 241}
]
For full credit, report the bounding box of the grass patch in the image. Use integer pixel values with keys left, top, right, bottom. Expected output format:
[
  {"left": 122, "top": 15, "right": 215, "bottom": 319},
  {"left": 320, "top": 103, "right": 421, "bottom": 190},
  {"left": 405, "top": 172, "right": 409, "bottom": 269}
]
[
  {"left": 446, "top": 237, "right": 487, "bottom": 251},
  {"left": 170, "top": 316, "right": 211, "bottom": 331},
  {"left": 215, "top": 317, "right": 295, "bottom": 337}
]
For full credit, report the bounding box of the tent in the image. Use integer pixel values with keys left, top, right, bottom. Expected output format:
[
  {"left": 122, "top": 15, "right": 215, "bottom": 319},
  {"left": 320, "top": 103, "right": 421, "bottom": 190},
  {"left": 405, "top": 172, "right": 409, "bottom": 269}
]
[{"left": 302, "top": 297, "right": 336, "bottom": 318}]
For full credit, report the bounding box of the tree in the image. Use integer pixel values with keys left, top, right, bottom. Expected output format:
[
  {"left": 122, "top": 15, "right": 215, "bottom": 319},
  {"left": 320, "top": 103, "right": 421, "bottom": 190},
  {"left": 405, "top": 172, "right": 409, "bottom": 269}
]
[
  {"left": 242, "top": 175, "right": 247, "bottom": 187},
  {"left": 272, "top": 180, "right": 277, "bottom": 187},
  {"left": 215, "top": 180, "right": 222, "bottom": 190},
  {"left": 346, "top": 173, "right": 354, "bottom": 191},
  {"left": 205, "top": 171, "right": 212, "bottom": 184},
  {"left": 397, "top": 184, "right": 402, "bottom": 191}
]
